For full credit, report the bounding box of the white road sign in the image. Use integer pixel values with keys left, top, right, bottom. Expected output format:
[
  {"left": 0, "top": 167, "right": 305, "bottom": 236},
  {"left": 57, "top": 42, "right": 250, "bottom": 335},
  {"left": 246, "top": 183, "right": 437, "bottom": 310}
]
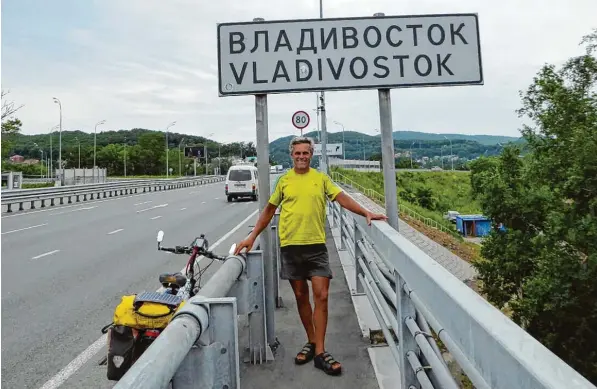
[
  {"left": 217, "top": 14, "right": 483, "bottom": 96},
  {"left": 292, "top": 110, "right": 310, "bottom": 129},
  {"left": 314, "top": 143, "right": 343, "bottom": 156}
]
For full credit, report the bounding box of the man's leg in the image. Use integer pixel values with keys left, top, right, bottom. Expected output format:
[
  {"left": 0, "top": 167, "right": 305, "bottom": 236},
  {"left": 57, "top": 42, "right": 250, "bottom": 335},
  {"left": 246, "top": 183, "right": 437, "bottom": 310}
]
[
  {"left": 311, "top": 276, "right": 330, "bottom": 355},
  {"left": 289, "top": 279, "right": 316, "bottom": 349},
  {"left": 311, "top": 276, "right": 341, "bottom": 374}
]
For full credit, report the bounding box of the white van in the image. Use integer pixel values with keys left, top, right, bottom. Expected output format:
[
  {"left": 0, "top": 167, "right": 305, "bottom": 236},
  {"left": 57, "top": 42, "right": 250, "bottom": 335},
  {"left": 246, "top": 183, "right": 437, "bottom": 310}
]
[{"left": 225, "top": 165, "right": 259, "bottom": 202}]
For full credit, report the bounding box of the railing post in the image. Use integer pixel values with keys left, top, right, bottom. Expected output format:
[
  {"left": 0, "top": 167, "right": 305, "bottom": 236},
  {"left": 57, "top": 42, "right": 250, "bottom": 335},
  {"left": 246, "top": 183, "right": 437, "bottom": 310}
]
[
  {"left": 338, "top": 205, "right": 345, "bottom": 251},
  {"left": 354, "top": 217, "right": 364, "bottom": 294},
  {"left": 395, "top": 271, "right": 419, "bottom": 389}
]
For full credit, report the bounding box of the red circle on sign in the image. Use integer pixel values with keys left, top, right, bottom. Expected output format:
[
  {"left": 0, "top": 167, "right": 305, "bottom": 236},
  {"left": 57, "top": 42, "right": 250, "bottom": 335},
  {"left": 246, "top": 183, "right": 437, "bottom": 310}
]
[{"left": 291, "top": 111, "right": 310, "bottom": 130}]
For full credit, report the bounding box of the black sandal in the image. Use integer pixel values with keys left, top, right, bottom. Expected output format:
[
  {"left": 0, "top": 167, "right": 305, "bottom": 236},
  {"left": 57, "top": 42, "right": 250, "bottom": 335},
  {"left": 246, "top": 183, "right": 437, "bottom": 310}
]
[
  {"left": 295, "top": 342, "right": 315, "bottom": 365},
  {"left": 314, "top": 351, "right": 342, "bottom": 375}
]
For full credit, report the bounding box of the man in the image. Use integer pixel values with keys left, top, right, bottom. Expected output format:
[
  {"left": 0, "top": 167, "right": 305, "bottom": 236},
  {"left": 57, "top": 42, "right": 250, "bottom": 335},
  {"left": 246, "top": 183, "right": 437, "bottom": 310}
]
[{"left": 234, "top": 136, "right": 387, "bottom": 376}]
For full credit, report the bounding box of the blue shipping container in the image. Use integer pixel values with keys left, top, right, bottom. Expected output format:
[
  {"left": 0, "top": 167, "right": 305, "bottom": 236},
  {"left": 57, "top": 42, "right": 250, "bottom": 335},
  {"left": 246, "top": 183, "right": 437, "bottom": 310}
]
[{"left": 455, "top": 215, "right": 492, "bottom": 237}]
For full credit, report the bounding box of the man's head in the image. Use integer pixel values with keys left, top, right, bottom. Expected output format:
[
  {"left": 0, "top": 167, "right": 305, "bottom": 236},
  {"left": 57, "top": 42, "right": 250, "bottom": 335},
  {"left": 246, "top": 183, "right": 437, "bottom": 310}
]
[{"left": 288, "top": 136, "right": 314, "bottom": 170}]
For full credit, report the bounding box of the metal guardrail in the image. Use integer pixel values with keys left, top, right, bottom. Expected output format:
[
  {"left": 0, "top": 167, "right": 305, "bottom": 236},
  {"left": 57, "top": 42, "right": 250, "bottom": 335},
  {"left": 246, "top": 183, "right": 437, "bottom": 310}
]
[
  {"left": 326, "top": 196, "right": 596, "bottom": 389},
  {"left": 1, "top": 176, "right": 225, "bottom": 213},
  {"left": 113, "top": 240, "right": 273, "bottom": 389},
  {"left": 104, "top": 176, "right": 595, "bottom": 389},
  {"left": 331, "top": 171, "right": 456, "bottom": 235}
]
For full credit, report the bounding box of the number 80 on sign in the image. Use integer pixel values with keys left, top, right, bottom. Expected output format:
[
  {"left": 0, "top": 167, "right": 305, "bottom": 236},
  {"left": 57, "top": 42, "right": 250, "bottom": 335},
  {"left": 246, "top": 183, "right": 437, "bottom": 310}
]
[{"left": 291, "top": 111, "right": 310, "bottom": 130}]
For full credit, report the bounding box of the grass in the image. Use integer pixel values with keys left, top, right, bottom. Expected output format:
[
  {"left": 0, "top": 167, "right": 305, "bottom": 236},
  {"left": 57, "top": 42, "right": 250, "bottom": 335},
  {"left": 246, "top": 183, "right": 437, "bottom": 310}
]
[{"left": 333, "top": 168, "right": 482, "bottom": 231}]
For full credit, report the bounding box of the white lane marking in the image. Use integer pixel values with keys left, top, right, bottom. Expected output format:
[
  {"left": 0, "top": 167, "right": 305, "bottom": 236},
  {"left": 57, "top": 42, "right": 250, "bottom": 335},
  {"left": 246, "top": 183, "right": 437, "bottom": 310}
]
[
  {"left": 32, "top": 250, "right": 60, "bottom": 260},
  {"left": 189, "top": 191, "right": 198, "bottom": 194},
  {"left": 50, "top": 206, "right": 97, "bottom": 216},
  {"left": 36, "top": 207, "right": 258, "bottom": 389},
  {"left": 202, "top": 201, "right": 206, "bottom": 204},
  {"left": 1, "top": 223, "right": 48, "bottom": 235},
  {"left": 107, "top": 229, "right": 124, "bottom": 235},
  {"left": 38, "top": 334, "right": 107, "bottom": 389},
  {"left": 134, "top": 200, "right": 152, "bottom": 206},
  {"left": 214, "top": 197, "right": 219, "bottom": 200},
  {"left": 137, "top": 203, "right": 168, "bottom": 213},
  {"left": 180, "top": 207, "right": 187, "bottom": 211},
  {"left": 2, "top": 181, "right": 222, "bottom": 219},
  {"left": 150, "top": 216, "right": 162, "bottom": 220}
]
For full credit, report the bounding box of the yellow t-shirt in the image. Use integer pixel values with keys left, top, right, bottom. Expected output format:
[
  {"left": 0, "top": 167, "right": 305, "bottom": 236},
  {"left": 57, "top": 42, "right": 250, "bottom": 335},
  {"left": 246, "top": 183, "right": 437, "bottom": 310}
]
[{"left": 269, "top": 168, "right": 342, "bottom": 247}]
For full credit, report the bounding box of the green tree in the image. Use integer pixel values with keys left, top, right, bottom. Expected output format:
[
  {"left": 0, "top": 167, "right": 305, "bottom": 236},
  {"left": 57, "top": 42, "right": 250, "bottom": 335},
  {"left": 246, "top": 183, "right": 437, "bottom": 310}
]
[
  {"left": 470, "top": 29, "right": 597, "bottom": 383},
  {"left": 1, "top": 90, "right": 24, "bottom": 158}
]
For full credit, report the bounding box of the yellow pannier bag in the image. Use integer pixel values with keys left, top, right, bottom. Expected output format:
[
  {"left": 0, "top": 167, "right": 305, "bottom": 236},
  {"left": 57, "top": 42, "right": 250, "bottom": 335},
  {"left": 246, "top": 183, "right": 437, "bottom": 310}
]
[{"left": 113, "top": 294, "right": 186, "bottom": 330}]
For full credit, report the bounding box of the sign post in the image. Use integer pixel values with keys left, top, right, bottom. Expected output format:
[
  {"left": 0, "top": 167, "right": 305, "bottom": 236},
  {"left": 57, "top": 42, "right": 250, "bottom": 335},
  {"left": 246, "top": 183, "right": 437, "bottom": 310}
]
[
  {"left": 217, "top": 11, "right": 483, "bottom": 364},
  {"left": 291, "top": 110, "right": 310, "bottom": 135}
]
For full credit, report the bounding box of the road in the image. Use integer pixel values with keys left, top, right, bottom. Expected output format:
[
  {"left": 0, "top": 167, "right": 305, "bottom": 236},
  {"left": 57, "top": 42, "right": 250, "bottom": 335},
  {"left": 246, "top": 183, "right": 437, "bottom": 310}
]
[{"left": 1, "top": 180, "right": 261, "bottom": 389}]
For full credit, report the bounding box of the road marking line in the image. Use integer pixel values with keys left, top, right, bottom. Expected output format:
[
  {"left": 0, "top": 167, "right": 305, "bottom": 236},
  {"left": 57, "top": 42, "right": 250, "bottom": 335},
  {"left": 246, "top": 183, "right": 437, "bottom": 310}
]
[
  {"left": 202, "top": 201, "right": 206, "bottom": 204},
  {"left": 1, "top": 223, "right": 48, "bottom": 235},
  {"left": 137, "top": 203, "right": 168, "bottom": 213},
  {"left": 38, "top": 334, "right": 107, "bottom": 389},
  {"left": 134, "top": 200, "right": 152, "bottom": 206},
  {"left": 214, "top": 197, "right": 219, "bottom": 200},
  {"left": 180, "top": 207, "right": 187, "bottom": 211},
  {"left": 36, "top": 208, "right": 258, "bottom": 389},
  {"left": 150, "top": 215, "right": 162, "bottom": 220},
  {"left": 50, "top": 206, "right": 97, "bottom": 216},
  {"left": 32, "top": 250, "right": 60, "bottom": 260},
  {"left": 107, "top": 229, "right": 124, "bottom": 235}
]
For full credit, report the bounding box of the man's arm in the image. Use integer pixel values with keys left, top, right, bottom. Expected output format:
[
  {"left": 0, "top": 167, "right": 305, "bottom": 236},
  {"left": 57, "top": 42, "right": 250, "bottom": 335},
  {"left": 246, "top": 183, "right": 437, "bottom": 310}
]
[
  {"left": 334, "top": 191, "right": 388, "bottom": 225},
  {"left": 248, "top": 203, "right": 277, "bottom": 240},
  {"left": 334, "top": 192, "right": 370, "bottom": 218}
]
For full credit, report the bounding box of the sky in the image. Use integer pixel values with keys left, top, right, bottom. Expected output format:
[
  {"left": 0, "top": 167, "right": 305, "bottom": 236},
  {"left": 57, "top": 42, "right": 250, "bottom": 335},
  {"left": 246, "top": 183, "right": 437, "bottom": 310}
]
[{"left": 1, "top": 0, "right": 596, "bottom": 144}]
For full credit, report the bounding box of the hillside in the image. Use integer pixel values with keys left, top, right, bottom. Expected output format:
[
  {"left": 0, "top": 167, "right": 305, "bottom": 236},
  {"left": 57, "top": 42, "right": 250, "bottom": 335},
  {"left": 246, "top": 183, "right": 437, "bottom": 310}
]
[
  {"left": 269, "top": 130, "right": 521, "bottom": 167},
  {"left": 390, "top": 131, "right": 520, "bottom": 145}
]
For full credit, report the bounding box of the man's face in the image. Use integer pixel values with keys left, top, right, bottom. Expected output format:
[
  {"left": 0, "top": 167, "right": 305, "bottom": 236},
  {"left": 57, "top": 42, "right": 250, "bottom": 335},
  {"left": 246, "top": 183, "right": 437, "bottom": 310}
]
[{"left": 291, "top": 143, "right": 312, "bottom": 169}]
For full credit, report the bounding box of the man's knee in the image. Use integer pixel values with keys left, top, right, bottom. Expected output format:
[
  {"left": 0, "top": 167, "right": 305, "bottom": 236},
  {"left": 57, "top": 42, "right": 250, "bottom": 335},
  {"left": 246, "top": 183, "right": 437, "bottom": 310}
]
[
  {"left": 311, "top": 278, "right": 329, "bottom": 304},
  {"left": 290, "top": 280, "right": 310, "bottom": 303}
]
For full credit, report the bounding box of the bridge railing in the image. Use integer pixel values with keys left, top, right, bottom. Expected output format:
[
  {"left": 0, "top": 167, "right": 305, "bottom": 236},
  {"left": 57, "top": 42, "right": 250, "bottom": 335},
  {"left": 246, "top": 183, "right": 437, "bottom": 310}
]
[
  {"left": 327, "top": 192, "right": 596, "bottom": 389},
  {"left": 109, "top": 180, "right": 595, "bottom": 389}
]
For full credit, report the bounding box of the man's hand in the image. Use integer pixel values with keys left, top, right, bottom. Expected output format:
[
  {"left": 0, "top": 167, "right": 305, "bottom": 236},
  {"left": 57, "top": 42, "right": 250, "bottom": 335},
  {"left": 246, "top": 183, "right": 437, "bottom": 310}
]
[
  {"left": 234, "top": 236, "right": 255, "bottom": 255},
  {"left": 366, "top": 211, "right": 388, "bottom": 225}
]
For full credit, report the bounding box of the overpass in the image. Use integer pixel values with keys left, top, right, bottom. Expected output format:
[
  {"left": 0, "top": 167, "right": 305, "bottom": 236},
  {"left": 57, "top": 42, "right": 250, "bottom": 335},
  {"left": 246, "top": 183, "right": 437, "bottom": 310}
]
[{"left": 1, "top": 175, "right": 594, "bottom": 389}]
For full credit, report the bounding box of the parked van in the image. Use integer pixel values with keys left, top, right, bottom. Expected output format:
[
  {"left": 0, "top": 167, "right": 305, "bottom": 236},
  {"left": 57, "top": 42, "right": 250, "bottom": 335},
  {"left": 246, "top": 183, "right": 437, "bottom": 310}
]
[{"left": 225, "top": 165, "right": 259, "bottom": 202}]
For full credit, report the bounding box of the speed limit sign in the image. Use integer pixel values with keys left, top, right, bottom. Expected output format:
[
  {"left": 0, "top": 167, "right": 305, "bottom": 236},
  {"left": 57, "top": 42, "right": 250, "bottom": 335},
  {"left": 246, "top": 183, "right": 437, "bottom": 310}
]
[{"left": 291, "top": 110, "right": 310, "bottom": 131}]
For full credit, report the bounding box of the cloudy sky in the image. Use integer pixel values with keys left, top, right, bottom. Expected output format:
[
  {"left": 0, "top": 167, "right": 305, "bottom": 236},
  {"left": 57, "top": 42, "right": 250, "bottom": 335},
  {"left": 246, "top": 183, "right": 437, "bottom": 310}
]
[{"left": 2, "top": 0, "right": 596, "bottom": 144}]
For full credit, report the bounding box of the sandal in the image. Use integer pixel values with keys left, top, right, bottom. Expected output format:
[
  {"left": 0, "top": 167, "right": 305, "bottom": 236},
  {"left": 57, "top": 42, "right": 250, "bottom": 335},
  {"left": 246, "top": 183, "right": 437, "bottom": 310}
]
[
  {"left": 295, "top": 342, "right": 316, "bottom": 365},
  {"left": 314, "top": 351, "right": 342, "bottom": 375}
]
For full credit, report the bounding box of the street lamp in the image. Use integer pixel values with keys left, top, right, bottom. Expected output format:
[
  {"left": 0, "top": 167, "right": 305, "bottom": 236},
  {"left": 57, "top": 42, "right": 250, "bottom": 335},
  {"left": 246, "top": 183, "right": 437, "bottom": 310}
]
[
  {"left": 165, "top": 121, "right": 176, "bottom": 177},
  {"left": 49, "top": 124, "right": 59, "bottom": 179},
  {"left": 178, "top": 137, "right": 186, "bottom": 177},
  {"left": 94, "top": 119, "right": 106, "bottom": 182},
  {"left": 52, "top": 97, "right": 63, "bottom": 184},
  {"left": 444, "top": 135, "right": 453, "bottom": 170},
  {"left": 75, "top": 137, "right": 81, "bottom": 169},
  {"left": 33, "top": 143, "right": 44, "bottom": 178}
]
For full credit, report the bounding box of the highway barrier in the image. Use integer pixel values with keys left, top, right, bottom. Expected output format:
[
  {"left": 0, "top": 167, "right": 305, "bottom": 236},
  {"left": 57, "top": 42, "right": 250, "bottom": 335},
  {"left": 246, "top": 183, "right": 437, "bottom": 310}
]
[
  {"left": 0, "top": 176, "right": 225, "bottom": 213},
  {"left": 110, "top": 181, "right": 596, "bottom": 389}
]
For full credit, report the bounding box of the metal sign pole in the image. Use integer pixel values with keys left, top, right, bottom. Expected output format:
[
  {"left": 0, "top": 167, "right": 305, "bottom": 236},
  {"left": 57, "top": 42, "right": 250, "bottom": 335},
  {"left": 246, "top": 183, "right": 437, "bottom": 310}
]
[
  {"left": 253, "top": 16, "right": 276, "bottom": 349},
  {"left": 375, "top": 12, "right": 399, "bottom": 231}
]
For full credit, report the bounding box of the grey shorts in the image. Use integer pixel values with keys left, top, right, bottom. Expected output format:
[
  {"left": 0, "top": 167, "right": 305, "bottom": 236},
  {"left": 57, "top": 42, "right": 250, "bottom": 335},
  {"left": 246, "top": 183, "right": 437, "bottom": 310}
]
[{"left": 279, "top": 244, "right": 333, "bottom": 280}]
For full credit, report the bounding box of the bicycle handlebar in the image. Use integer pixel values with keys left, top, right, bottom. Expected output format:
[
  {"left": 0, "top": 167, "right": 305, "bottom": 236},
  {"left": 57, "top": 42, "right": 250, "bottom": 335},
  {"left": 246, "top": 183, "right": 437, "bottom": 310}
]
[{"left": 158, "top": 245, "right": 227, "bottom": 261}]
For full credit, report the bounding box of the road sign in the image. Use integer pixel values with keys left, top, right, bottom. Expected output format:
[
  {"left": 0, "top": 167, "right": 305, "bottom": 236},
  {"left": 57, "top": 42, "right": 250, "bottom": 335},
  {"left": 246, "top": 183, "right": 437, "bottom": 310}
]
[
  {"left": 217, "top": 14, "right": 483, "bottom": 96},
  {"left": 314, "top": 143, "right": 343, "bottom": 156},
  {"left": 291, "top": 110, "right": 310, "bottom": 130}
]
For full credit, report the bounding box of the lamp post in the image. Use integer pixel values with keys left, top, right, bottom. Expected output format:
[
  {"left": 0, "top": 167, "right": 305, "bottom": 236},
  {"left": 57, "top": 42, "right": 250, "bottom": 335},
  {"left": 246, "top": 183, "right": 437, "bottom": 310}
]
[
  {"left": 178, "top": 138, "right": 186, "bottom": 177},
  {"left": 333, "top": 120, "right": 346, "bottom": 160},
  {"left": 165, "top": 121, "right": 176, "bottom": 177},
  {"left": 94, "top": 119, "right": 106, "bottom": 183},
  {"left": 52, "top": 97, "right": 63, "bottom": 184}
]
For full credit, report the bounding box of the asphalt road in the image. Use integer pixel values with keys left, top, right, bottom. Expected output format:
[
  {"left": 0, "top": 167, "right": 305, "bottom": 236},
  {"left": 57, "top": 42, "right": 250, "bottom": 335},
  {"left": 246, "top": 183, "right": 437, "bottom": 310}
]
[{"left": 1, "top": 180, "right": 261, "bottom": 388}]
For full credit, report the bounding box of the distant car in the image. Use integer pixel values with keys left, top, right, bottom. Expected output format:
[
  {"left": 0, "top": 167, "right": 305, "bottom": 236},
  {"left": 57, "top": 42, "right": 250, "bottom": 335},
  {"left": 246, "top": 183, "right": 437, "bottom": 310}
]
[
  {"left": 431, "top": 166, "right": 443, "bottom": 171},
  {"left": 225, "top": 165, "right": 259, "bottom": 202}
]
